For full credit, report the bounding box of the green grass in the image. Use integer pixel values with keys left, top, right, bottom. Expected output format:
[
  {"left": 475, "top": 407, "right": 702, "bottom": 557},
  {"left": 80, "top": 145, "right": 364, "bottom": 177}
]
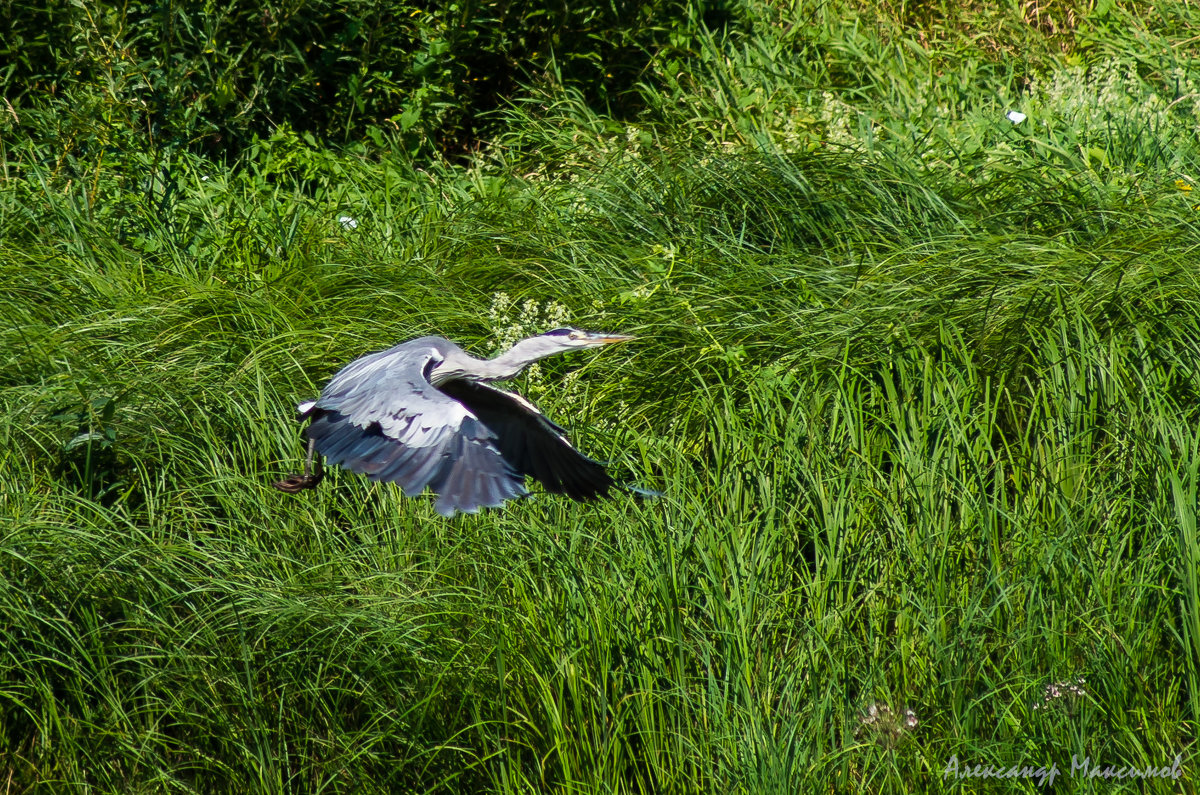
[{"left": 3, "top": 1, "right": 1200, "bottom": 792}]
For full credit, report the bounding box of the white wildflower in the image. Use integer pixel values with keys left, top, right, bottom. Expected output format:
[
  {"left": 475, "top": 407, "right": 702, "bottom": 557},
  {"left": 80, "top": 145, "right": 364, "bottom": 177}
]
[
  {"left": 1032, "top": 677, "right": 1087, "bottom": 713},
  {"left": 856, "top": 703, "right": 919, "bottom": 750}
]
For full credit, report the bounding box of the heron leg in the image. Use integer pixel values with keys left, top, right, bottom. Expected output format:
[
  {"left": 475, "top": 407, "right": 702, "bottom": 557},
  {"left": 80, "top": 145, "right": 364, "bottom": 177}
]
[
  {"left": 272, "top": 437, "right": 325, "bottom": 493},
  {"left": 308, "top": 441, "right": 324, "bottom": 483}
]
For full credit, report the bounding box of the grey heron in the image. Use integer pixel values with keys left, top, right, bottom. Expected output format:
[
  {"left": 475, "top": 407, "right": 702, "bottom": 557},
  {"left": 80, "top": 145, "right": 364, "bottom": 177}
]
[{"left": 273, "top": 328, "right": 635, "bottom": 516}]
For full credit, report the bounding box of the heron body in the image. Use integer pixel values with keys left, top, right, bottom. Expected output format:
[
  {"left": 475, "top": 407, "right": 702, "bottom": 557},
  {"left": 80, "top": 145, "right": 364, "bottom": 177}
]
[{"left": 274, "top": 328, "right": 634, "bottom": 516}]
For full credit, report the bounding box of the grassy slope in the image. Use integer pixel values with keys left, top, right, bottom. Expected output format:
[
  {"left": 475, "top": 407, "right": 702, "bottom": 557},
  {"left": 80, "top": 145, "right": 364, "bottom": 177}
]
[{"left": 2, "top": 1, "right": 1200, "bottom": 792}]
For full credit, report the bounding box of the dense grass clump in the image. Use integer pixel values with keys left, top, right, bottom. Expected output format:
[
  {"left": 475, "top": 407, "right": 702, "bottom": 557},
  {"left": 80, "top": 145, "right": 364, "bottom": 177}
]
[
  {"left": 3, "top": 1, "right": 1200, "bottom": 792},
  {"left": 0, "top": 0, "right": 724, "bottom": 157}
]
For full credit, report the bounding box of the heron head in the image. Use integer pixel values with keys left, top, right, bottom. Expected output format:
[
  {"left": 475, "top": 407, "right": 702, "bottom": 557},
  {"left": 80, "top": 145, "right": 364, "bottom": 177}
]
[
  {"left": 485, "top": 327, "right": 636, "bottom": 380},
  {"left": 539, "top": 327, "right": 636, "bottom": 349}
]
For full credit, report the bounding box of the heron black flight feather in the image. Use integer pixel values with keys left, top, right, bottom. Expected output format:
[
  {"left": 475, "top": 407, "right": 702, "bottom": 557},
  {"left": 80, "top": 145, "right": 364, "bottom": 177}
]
[{"left": 273, "top": 328, "right": 635, "bottom": 515}]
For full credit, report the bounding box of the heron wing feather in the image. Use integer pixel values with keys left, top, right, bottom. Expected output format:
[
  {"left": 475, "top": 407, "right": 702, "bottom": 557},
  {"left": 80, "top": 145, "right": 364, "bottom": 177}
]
[
  {"left": 306, "top": 341, "right": 526, "bottom": 514},
  {"left": 435, "top": 380, "right": 613, "bottom": 501}
]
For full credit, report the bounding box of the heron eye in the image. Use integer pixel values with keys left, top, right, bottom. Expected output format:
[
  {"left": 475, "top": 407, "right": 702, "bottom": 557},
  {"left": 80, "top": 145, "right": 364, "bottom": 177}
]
[{"left": 568, "top": 331, "right": 585, "bottom": 340}]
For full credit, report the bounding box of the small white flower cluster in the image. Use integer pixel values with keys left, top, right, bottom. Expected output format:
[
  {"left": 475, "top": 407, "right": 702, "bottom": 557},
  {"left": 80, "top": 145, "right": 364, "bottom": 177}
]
[
  {"left": 1026, "top": 58, "right": 1186, "bottom": 148},
  {"left": 624, "top": 284, "right": 656, "bottom": 302},
  {"left": 487, "top": 292, "right": 570, "bottom": 350},
  {"left": 816, "top": 90, "right": 859, "bottom": 147},
  {"left": 857, "top": 703, "right": 919, "bottom": 749},
  {"left": 487, "top": 292, "right": 585, "bottom": 405},
  {"left": 524, "top": 123, "right": 653, "bottom": 186},
  {"left": 1032, "top": 677, "right": 1087, "bottom": 711}
]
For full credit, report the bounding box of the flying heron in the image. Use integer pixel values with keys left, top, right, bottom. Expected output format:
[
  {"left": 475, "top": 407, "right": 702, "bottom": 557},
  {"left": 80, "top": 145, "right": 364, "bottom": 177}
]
[{"left": 273, "top": 328, "right": 635, "bottom": 516}]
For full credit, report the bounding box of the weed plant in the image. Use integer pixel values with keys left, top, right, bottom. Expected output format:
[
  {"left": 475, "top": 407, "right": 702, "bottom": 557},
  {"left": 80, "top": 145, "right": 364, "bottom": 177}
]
[{"left": 2, "top": 1, "right": 1199, "bottom": 792}]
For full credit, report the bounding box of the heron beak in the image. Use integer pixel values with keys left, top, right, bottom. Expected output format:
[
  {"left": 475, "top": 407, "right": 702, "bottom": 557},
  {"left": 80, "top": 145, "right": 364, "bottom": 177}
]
[{"left": 589, "top": 333, "right": 636, "bottom": 345}]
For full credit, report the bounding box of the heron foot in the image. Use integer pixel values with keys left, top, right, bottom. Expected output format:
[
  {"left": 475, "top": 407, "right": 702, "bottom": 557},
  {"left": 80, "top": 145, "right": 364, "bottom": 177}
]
[
  {"left": 272, "top": 472, "right": 324, "bottom": 493},
  {"left": 274, "top": 445, "right": 324, "bottom": 493}
]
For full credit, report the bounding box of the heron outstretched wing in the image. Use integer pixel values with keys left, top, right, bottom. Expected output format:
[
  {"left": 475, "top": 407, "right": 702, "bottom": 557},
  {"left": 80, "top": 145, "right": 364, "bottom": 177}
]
[
  {"left": 304, "top": 341, "right": 527, "bottom": 516},
  {"left": 436, "top": 379, "right": 613, "bottom": 501}
]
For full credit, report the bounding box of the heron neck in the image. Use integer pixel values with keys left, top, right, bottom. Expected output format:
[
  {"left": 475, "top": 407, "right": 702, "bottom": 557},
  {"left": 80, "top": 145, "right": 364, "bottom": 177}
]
[
  {"left": 479, "top": 337, "right": 563, "bottom": 381},
  {"left": 480, "top": 350, "right": 536, "bottom": 381},
  {"left": 432, "top": 348, "right": 531, "bottom": 385},
  {"left": 432, "top": 337, "right": 560, "bottom": 384}
]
